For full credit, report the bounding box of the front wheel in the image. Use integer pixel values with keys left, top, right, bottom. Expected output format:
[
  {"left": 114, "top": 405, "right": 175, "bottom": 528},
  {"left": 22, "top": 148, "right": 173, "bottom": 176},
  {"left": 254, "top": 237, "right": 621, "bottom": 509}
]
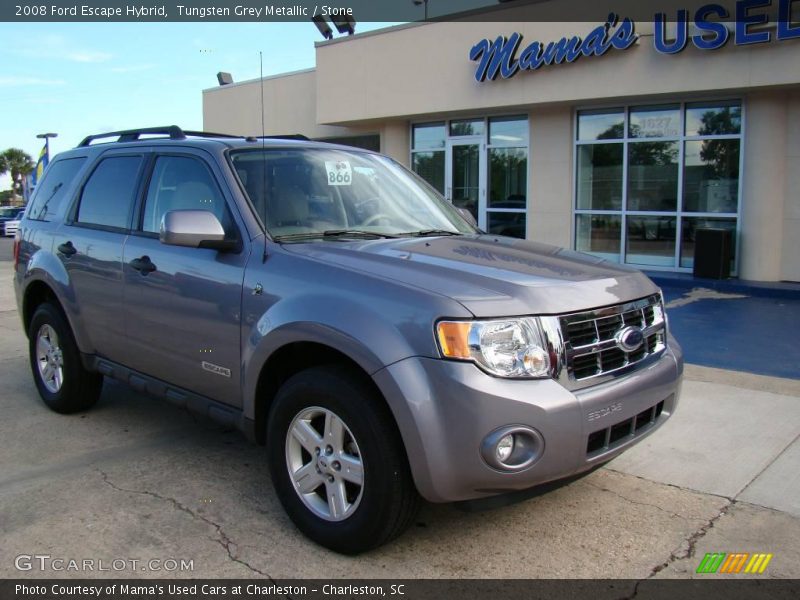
[{"left": 267, "top": 366, "right": 420, "bottom": 554}]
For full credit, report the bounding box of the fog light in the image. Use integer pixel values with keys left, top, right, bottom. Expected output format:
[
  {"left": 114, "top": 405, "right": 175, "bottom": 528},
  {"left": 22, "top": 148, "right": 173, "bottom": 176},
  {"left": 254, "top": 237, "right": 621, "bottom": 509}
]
[
  {"left": 496, "top": 434, "right": 514, "bottom": 462},
  {"left": 480, "top": 425, "right": 545, "bottom": 472}
]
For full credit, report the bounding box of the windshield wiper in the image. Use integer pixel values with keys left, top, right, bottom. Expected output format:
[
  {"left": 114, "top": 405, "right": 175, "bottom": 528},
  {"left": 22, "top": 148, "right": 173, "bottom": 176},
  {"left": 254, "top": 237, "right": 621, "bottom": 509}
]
[
  {"left": 399, "top": 229, "right": 461, "bottom": 237},
  {"left": 273, "top": 230, "right": 399, "bottom": 242}
]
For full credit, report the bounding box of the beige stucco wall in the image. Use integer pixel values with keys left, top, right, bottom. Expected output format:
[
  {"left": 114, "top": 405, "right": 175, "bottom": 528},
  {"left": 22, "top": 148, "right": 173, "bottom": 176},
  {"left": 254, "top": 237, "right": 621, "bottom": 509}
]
[
  {"left": 781, "top": 90, "right": 800, "bottom": 282},
  {"left": 528, "top": 105, "right": 573, "bottom": 249},
  {"left": 203, "top": 68, "right": 376, "bottom": 140},
  {"left": 314, "top": 21, "right": 800, "bottom": 126},
  {"left": 740, "top": 91, "right": 786, "bottom": 281}
]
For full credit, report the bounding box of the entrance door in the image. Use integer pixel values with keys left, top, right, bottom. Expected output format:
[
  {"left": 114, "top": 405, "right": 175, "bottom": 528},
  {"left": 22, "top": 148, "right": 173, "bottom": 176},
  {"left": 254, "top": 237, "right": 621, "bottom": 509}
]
[{"left": 445, "top": 138, "right": 486, "bottom": 229}]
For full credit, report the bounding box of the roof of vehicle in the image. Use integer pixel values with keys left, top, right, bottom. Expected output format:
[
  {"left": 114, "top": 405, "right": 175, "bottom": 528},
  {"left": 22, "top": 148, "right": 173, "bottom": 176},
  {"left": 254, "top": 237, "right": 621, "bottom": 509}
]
[{"left": 60, "top": 125, "right": 373, "bottom": 157}]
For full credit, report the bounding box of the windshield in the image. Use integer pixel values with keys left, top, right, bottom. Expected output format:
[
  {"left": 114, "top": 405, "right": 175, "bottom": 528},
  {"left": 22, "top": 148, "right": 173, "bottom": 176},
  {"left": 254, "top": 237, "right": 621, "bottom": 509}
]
[
  {"left": 0, "top": 208, "right": 21, "bottom": 218},
  {"left": 229, "top": 148, "right": 477, "bottom": 241}
]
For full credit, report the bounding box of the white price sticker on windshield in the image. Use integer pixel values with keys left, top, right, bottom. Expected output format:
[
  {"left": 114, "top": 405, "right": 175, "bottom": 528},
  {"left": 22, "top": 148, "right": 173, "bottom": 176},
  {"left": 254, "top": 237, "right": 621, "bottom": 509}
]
[{"left": 325, "top": 161, "right": 352, "bottom": 186}]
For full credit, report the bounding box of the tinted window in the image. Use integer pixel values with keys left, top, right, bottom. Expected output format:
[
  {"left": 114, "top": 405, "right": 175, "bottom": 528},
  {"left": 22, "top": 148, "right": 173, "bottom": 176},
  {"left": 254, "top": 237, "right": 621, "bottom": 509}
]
[
  {"left": 77, "top": 156, "right": 142, "bottom": 229},
  {"left": 141, "top": 156, "right": 231, "bottom": 234},
  {"left": 27, "top": 158, "right": 86, "bottom": 221}
]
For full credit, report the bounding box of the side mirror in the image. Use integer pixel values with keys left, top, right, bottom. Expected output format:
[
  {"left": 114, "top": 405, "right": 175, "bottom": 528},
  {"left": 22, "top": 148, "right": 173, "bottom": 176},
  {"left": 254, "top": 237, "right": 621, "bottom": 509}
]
[
  {"left": 456, "top": 207, "right": 478, "bottom": 228},
  {"left": 160, "top": 210, "right": 236, "bottom": 251}
]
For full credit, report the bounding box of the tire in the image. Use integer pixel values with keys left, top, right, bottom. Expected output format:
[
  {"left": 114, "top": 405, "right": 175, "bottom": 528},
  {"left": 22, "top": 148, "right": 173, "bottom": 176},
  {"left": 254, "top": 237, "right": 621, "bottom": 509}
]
[
  {"left": 267, "top": 366, "right": 420, "bottom": 554},
  {"left": 28, "top": 302, "right": 103, "bottom": 414}
]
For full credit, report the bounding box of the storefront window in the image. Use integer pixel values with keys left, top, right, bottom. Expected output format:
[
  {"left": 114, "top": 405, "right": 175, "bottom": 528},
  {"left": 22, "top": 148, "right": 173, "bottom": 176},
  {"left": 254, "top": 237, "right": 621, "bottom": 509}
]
[
  {"left": 576, "top": 144, "right": 623, "bottom": 210},
  {"left": 412, "top": 151, "right": 445, "bottom": 194},
  {"left": 412, "top": 122, "right": 445, "bottom": 149},
  {"left": 450, "top": 119, "right": 484, "bottom": 137},
  {"left": 487, "top": 116, "right": 527, "bottom": 238},
  {"left": 683, "top": 139, "right": 739, "bottom": 213},
  {"left": 412, "top": 116, "right": 528, "bottom": 239},
  {"left": 629, "top": 105, "right": 680, "bottom": 138},
  {"left": 411, "top": 122, "right": 446, "bottom": 194},
  {"left": 627, "top": 141, "right": 679, "bottom": 211},
  {"left": 575, "top": 101, "right": 741, "bottom": 272},
  {"left": 626, "top": 216, "right": 677, "bottom": 267},
  {"left": 578, "top": 109, "right": 624, "bottom": 141},
  {"left": 489, "top": 116, "right": 527, "bottom": 145},
  {"left": 488, "top": 148, "right": 526, "bottom": 209},
  {"left": 685, "top": 102, "right": 741, "bottom": 136},
  {"left": 576, "top": 214, "right": 621, "bottom": 260}
]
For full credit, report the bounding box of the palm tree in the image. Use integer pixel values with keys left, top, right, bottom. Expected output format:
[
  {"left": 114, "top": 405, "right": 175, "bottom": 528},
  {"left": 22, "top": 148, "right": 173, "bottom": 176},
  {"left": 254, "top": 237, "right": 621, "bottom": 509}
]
[{"left": 0, "top": 148, "right": 35, "bottom": 204}]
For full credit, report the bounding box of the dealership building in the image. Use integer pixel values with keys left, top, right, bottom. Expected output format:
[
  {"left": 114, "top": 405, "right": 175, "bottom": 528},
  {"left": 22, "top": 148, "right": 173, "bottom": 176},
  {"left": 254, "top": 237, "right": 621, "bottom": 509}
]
[{"left": 203, "top": 2, "right": 800, "bottom": 282}]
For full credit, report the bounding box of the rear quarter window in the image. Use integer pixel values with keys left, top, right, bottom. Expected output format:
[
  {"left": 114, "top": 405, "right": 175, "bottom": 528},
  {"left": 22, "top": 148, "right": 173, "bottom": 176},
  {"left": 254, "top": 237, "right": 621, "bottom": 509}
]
[{"left": 26, "top": 157, "right": 87, "bottom": 222}]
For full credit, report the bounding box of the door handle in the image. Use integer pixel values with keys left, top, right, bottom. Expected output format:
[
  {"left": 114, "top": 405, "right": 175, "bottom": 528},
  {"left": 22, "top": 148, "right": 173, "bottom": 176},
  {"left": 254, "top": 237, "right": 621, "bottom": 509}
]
[
  {"left": 129, "top": 255, "right": 157, "bottom": 275},
  {"left": 57, "top": 241, "right": 77, "bottom": 257}
]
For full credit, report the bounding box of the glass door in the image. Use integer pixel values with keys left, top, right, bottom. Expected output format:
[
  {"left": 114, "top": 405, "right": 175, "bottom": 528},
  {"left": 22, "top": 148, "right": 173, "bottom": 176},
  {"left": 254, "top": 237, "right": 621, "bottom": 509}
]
[{"left": 445, "top": 137, "right": 485, "bottom": 228}]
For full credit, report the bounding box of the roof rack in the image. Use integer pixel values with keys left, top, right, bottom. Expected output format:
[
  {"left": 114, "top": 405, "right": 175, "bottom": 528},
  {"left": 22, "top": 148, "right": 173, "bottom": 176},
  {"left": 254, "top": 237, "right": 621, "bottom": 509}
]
[
  {"left": 78, "top": 126, "right": 310, "bottom": 147},
  {"left": 78, "top": 126, "right": 187, "bottom": 147}
]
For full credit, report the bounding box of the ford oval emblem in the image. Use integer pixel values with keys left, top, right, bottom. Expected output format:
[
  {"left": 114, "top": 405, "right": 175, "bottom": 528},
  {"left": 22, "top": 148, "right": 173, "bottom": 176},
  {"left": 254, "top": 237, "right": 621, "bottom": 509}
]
[{"left": 615, "top": 326, "right": 644, "bottom": 353}]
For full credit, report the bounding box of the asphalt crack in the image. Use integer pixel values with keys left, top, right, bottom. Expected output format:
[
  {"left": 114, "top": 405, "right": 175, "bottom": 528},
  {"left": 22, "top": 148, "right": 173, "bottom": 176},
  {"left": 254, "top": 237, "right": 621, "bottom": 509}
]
[
  {"left": 619, "top": 500, "right": 734, "bottom": 599},
  {"left": 584, "top": 480, "right": 688, "bottom": 520},
  {"left": 97, "top": 469, "right": 271, "bottom": 579}
]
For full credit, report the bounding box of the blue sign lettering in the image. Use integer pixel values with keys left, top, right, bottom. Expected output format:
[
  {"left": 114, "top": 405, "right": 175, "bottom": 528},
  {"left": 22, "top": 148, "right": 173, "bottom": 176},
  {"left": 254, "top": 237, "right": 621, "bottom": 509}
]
[
  {"left": 473, "top": 1, "right": 799, "bottom": 82},
  {"left": 469, "top": 13, "right": 637, "bottom": 83},
  {"left": 654, "top": 0, "right": 799, "bottom": 53},
  {"left": 778, "top": 0, "right": 800, "bottom": 39},
  {"left": 654, "top": 10, "right": 689, "bottom": 53},
  {"left": 736, "top": 0, "right": 772, "bottom": 44},
  {"left": 694, "top": 4, "right": 731, "bottom": 50}
]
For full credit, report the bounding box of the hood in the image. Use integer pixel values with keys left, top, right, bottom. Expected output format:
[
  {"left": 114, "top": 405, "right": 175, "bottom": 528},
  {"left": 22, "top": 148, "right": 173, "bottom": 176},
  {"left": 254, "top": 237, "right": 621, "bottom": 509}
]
[{"left": 282, "top": 235, "right": 660, "bottom": 317}]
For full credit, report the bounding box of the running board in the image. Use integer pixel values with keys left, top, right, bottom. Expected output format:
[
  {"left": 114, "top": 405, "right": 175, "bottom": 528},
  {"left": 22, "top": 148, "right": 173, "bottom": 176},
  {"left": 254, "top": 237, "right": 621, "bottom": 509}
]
[{"left": 81, "top": 354, "right": 256, "bottom": 441}]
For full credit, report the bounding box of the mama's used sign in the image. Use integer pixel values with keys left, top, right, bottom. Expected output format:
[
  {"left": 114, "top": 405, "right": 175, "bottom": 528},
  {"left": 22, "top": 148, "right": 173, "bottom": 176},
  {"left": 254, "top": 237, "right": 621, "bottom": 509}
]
[{"left": 470, "top": 0, "right": 799, "bottom": 83}]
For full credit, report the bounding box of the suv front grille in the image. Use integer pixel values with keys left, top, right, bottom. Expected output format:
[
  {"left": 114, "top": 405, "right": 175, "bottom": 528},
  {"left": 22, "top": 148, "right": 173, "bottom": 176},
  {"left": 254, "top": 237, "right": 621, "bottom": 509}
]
[{"left": 559, "top": 294, "right": 666, "bottom": 385}]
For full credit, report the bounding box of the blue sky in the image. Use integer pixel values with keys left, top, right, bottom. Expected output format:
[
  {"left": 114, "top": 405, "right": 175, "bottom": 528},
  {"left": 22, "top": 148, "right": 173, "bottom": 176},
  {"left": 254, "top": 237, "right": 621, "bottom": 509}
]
[{"left": 0, "top": 21, "right": 399, "bottom": 190}]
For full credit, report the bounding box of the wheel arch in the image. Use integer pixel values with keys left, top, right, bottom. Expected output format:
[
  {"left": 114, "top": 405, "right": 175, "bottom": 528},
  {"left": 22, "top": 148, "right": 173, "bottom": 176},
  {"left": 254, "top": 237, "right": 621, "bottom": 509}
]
[
  {"left": 22, "top": 279, "right": 66, "bottom": 336},
  {"left": 251, "top": 341, "right": 390, "bottom": 446}
]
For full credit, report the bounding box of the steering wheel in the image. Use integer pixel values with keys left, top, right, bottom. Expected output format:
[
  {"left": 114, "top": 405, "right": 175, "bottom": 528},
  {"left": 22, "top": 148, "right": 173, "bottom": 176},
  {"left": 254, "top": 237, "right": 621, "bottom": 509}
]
[{"left": 361, "top": 213, "right": 393, "bottom": 227}]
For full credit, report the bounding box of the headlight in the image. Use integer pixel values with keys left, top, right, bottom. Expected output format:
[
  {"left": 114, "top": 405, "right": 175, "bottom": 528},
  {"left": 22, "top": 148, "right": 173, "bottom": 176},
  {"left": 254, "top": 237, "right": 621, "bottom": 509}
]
[{"left": 436, "top": 317, "right": 551, "bottom": 378}]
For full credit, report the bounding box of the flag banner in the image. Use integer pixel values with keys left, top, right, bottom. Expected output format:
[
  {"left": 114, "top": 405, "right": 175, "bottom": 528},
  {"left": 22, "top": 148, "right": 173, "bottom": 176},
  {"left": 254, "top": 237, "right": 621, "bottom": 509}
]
[{"left": 32, "top": 144, "right": 48, "bottom": 187}]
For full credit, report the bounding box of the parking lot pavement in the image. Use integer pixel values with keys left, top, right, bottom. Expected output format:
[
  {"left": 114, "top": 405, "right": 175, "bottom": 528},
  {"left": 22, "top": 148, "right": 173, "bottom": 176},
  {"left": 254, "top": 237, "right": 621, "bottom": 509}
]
[
  {"left": 655, "top": 278, "right": 800, "bottom": 380},
  {"left": 2, "top": 263, "right": 800, "bottom": 581}
]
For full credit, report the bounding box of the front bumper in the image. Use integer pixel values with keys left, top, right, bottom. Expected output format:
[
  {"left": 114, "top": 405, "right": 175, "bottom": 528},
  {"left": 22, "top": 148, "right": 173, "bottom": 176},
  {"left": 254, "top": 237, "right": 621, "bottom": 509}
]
[{"left": 373, "top": 338, "right": 683, "bottom": 503}]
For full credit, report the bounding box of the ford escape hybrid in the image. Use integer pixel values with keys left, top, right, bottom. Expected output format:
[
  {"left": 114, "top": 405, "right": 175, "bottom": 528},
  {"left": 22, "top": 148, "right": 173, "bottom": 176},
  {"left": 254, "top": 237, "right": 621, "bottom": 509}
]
[{"left": 14, "top": 126, "right": 683, "bottom": 554}]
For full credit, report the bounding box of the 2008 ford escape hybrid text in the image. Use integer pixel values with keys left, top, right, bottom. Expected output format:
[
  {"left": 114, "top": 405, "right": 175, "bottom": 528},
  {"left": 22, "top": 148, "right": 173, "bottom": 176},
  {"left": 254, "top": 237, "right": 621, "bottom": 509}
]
[{"left": 13, "top": 126, "right": 683, "bottom": 554}]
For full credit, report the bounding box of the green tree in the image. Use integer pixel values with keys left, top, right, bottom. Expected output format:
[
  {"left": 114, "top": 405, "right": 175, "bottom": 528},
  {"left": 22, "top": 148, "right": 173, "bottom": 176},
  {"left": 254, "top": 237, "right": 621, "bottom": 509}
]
[
  {"left": 697, "top": 108, "right": 741, "bottom": 178},
  {"left": 0, "top": 148, "right": 35, "bottom": 203}
]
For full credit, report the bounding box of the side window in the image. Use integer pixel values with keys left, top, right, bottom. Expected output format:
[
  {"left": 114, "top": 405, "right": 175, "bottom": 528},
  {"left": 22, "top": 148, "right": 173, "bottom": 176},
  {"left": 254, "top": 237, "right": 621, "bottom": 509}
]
[
  {"left": 141, "top": 155, "right": 232, "bottom": 234},
  {"left": 27, "top": 157, "right": 86, "bottom": 221},
  {"left": 76, "top": 156, "right": 143, "bottom": 229}
]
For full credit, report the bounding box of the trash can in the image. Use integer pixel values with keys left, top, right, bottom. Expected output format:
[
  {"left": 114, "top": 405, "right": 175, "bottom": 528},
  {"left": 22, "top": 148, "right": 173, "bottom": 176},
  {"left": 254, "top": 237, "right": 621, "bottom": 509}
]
[{"left": 693, "top": 227, "right": 732, "bottom": 279}]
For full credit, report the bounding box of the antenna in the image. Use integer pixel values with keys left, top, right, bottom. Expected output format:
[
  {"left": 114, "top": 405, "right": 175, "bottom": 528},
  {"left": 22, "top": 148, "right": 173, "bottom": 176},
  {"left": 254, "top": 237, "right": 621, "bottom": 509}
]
[{"left": 259, "top": 51, "right": 268, "bottom": 262}]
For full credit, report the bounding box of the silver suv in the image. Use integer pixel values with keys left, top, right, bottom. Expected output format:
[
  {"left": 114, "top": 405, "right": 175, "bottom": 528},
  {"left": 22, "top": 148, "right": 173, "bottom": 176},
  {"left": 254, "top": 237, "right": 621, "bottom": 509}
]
[{"left": 13, "top": 126, "right": 683, "bottom": 553}]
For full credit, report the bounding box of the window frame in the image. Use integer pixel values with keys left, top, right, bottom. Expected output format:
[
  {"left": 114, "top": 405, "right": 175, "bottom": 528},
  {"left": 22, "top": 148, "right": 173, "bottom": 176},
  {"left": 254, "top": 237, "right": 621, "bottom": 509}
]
[
  {"left": 572, "top": 99, "right": 744, "bottom": 274},
  {"left": 132, "top": 151, "right": 239, "bottom": 241},
  {"left": 25, "top": 156, "right": 88, "bottom": 223}
]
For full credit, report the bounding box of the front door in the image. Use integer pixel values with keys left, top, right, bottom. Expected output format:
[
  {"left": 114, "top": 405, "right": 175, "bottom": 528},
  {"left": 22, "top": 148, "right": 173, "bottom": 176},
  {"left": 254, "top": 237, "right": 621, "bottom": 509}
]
[
  {"left": 122, "top": 150, "right": 247, "bottom": 407},
  {"left": 445, "top": 138, "right": 486, "bottom": 229}
]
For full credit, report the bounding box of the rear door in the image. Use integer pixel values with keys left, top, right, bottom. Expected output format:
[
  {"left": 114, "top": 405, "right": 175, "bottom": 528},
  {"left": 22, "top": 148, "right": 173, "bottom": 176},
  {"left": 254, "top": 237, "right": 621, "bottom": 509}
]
[
  {"left": 56, "top": 152, "right": 146, "bottom": 359},
  {"left": 122, "top": 149, "right": 248, "bottom": 406}
]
